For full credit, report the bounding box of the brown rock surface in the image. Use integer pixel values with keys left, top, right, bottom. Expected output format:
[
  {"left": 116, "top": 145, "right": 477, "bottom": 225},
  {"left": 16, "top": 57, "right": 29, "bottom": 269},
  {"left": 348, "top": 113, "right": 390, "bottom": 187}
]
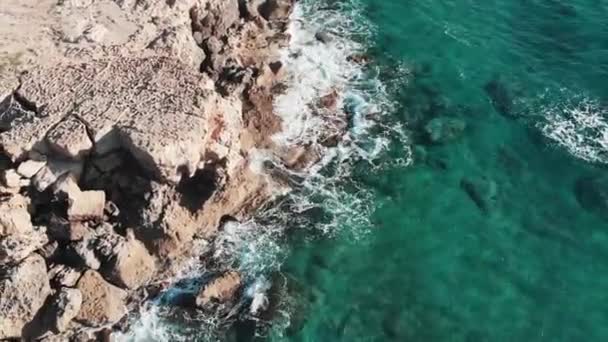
[
  {"left": 0, "top": 253, "right": 51, "bottom": 339},
  {"left": 104, "top": 231, "right": 156, "bottom": 289},
  {"left": 46, "top": 116, "right": 93, "bottom": 159},
  {"left": 75, "top": 270, "right": 127, "bottom": 327},
  {"left": 45, "top": 287, "right": 83, "bottom": 333},
  {"left": 196, "top": 271, "right": 242, "bottom": 307}
]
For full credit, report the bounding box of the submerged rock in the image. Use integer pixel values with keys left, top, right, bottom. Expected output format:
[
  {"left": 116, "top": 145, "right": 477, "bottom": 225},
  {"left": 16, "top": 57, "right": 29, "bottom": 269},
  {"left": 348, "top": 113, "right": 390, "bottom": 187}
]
[
  {"left": 484, "top": 78, "right": 514, "bottom": 117},
  {"left": 574, "top": 175, "right": 608, "bottom": 219},
  {"left": 0, "top": 254, "right": 51, "bottom": 339},
  {"left": 460, "top": 176, "right": 497, "bottom": 213},
  {"left": 424, "top": 117, "right": 466, "bottom": 144}
]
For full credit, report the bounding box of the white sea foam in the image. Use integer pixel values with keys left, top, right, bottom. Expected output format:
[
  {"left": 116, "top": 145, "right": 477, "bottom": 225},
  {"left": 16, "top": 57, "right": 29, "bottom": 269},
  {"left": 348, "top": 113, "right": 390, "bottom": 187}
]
[{"left": 540, "top": 95, "right": 608, "bottom": 164}]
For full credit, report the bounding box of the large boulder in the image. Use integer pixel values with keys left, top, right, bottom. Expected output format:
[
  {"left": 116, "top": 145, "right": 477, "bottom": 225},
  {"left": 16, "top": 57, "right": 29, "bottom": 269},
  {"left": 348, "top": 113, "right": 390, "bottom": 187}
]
[
  {"left": 0, "top": 254, "right": 51, "bottom": 339},
  {"left": 75, "top": 270, "right": 127, "bottom": 327},
  {"left": 0, "top": 194, "right": 32, "bottom": 237},
  {"left": 103, "top": 231, "right": 156, "bottom": 289},
  {"left": 54, "top": 175, "right": 106, "bottom": 221}
]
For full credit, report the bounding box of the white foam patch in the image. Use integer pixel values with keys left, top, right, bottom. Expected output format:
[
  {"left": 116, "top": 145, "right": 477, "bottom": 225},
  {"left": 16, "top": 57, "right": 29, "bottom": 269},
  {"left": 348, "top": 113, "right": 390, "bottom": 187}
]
[{"left": 540, "top": 96, "right": 608, "bottom": 164}]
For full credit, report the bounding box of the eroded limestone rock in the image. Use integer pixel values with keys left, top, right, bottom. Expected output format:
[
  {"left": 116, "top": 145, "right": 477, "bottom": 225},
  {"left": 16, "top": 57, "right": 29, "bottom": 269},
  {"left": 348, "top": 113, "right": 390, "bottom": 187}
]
[
  {"left": 0, "top": 254, "right": 51, "bottom": 339},
  {"left": 46, "top": 116, "right": 93, "bottom": 159},
  {"left": 75, "top": 270, "right": 127, "bottom": 326},
  {"left": 196, "top": 271, "right": 242, "bottom": 307},
  {"left": 45, "top": 287, "right": 83, "bottom": 333},
  {"left": 103, "top": 231, "right": 156, "bottom": 289}
]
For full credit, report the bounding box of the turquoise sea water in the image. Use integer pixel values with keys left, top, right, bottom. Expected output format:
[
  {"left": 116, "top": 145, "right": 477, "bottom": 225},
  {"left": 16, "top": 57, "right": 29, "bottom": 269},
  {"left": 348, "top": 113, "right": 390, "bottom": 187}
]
[{"left": 271, "top": 0, "right": 608, "bottom": 341}]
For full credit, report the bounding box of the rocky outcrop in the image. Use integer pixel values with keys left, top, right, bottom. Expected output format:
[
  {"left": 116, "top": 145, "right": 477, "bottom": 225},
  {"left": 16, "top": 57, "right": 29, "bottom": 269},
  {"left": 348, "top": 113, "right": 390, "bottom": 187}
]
[
  {"left": 196, "top": 271, "right": 242, "bottom": 308},
  {"left": 0, "top": 254, "right": 51, "bottom": 339},
  {"left": 0, "top": 0, "right": 301, "bottom": 339}
]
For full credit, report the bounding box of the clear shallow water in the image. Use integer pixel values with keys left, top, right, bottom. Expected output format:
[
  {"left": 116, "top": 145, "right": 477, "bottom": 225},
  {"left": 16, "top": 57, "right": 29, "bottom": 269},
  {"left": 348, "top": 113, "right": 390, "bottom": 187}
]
[{"left": 271, "top": 0, "right": 608, "bottom": 341}]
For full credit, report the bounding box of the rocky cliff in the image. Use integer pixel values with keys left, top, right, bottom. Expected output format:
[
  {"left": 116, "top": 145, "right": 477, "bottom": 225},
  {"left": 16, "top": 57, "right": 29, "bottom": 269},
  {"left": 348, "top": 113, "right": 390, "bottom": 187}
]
[{"left": 0, "top": 0, "right": 298, "bottom": 339}]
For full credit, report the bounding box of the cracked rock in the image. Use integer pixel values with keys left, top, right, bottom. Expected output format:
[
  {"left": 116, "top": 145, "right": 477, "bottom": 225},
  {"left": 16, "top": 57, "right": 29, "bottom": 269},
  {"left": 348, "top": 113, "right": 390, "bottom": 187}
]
[
  {"left": 75, "top": 270, "right": 127, "bottom": 327},
  {"left": 46, "top": 116, "right": 93, "bottom": 160},
  {"left": 17, "top": 158, "right": 47, "bottom": 178},
  {"left": 0, "top": 253, "right": 51, "bottom": 339}
]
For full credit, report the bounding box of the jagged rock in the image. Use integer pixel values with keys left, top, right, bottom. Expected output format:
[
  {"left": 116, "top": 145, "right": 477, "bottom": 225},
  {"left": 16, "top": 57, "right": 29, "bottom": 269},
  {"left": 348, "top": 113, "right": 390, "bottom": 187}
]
[
  {"left": 33, "top": 159, "right": 84, "bottom": 192},
  {"left": 196, "top": 271, "right": 242, "bottom": 307},
  {"left": 147, "top": 25, "right": 205, "bottom": 69},
  {"left": 460, "top": 176, "right": 497, "bottom": 213},
  {"left": 258, "top": 0, "right": 293, "bottom": 21},
  {"left": 136, "top": 182, "right": 198, "bottom": 256},
  {"left": 0, "top": 225, "right": 48, "bottom": 264},
  {"left": 315, "top": 31, "right": 333, "bottom": 44},
  {"left": 49, "top": 264, "right": 82, "bottom": 288},
  {"left": 75, "top": 270, "right": 127, "bottom": 327},
  {"left": 48, "top": 215, "right": 93, "bottom": 241},
  {"left": 103, "top": 231, "right": 156, "bottom": 289},
  {"left": 2, "top": 169, "right": 21, "bottom": 188},
  {"left": 424, "top": 117, "right": 467, "bottom": 144},
  {"left": 46, "top": 116, "right": 93, "bottom": 160},
  {"left": 0, "top": 194, "right": 32, "bottom": 237},
  {"left": 0, "top": 254, "right": 51, "bottom": 339},
  {"left": 45, "top": 287, "right": 83, "bottom": 333}
]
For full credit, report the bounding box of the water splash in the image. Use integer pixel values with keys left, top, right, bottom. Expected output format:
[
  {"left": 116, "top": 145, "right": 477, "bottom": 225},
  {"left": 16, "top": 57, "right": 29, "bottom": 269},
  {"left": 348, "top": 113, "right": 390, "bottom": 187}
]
[{"left": 539, "top": 94, "right": 608, "bottom": 164}]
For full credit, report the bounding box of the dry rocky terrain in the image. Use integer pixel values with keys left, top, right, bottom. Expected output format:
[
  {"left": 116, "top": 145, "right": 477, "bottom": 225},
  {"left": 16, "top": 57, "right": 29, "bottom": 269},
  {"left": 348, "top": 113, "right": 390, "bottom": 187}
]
[{"left": 0, "top": 0, "right": 307, "bottom": 340}]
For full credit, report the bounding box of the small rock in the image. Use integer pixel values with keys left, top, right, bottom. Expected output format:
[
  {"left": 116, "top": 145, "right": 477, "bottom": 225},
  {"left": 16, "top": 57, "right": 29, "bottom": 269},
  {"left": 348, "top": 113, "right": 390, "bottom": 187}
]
[
  {"left": 17, "top": 159, "right": 47, "bottom": 178},
  {"left": 460, "top": 176, "right": 497, "bottom": 213},
  {"left": 315, "top": 31, "right": 332, "bottom": 44},
  {"left": 424, "top": 117, "right": 467, "bottom": 144},
  {"left": 318, "top": 89, "right": 339, "bottom": 111},
  {"left": 39, "top": 241, "right": 60, "bottom": 260},
  {"left": 196, "top": 271, "right": 242, "bottom": 307},
  {"left": 347, "top": 53, "right": 370, "bottom": 65},
  {"left": 46, "top": 287, "right": 82, "bottom": 333},
  {"left": 75, "top": 270, "right": 127, "bottom": 327},
  {"left": 2, "top": 169, "right": 21, "bottom": 188},
  {"left": 71, "top": 238, "right": 102, "bottom": 270},
  {"left": 0, "top": 254, "right": 51, "bottom": 339},
  {"left": 49, "top": 264, "right": 82, "bottom": 288},
  {"left": 46, "top": 116, "right": 93, "bottom": 159}
]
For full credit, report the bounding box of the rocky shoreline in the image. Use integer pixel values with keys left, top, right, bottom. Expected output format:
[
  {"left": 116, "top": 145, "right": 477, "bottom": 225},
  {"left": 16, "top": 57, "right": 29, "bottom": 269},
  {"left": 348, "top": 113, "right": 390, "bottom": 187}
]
[{"left": 0, "top": 0, "right": 344, "bottom": 340}]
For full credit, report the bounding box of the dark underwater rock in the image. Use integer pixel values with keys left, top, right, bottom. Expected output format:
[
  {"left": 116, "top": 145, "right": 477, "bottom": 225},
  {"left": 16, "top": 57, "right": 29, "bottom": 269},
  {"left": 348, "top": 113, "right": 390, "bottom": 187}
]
[
  {"left": 484, "top": 78, "right": 514, "bottom": 118},
  {"left": 423, "top": 117, "right": 466, "bottom": 144},
  {"left": 460, "top": 176, "right": 497, "bottom": 213},
  {"left": 574, "top": 175, "right": 608, "bottom": 219}
]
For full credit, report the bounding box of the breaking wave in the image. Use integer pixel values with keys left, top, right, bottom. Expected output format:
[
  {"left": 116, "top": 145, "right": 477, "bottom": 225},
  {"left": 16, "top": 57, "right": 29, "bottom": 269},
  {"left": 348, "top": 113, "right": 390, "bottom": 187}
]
[
  {"left": 538, "top": 93, "right": 608, "bottom": 164},
  {"left": 119, "top": 0, "right": 412, "bottom": 340}
]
